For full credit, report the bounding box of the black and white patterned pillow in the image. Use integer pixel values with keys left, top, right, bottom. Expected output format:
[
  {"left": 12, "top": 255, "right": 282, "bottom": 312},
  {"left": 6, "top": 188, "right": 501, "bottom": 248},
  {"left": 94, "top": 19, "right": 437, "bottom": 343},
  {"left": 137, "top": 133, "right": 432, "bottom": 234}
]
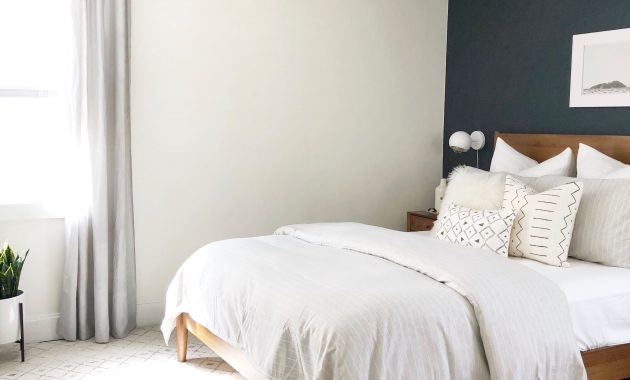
[
  {"left": 503, "top": 175, "right": 583, "bottom": 267},
  {"left": 436, "top": 204, "right": 516, "bottom": 257}
]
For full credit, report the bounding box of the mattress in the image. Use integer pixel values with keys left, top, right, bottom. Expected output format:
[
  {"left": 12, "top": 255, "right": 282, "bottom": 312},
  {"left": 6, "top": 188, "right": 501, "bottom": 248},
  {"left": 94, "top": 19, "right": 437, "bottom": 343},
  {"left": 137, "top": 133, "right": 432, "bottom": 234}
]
[
  {"left": 512, "top": 257, "right": 630, "bottom": 351},
  {"left": 414, "top": 231, "right": 630, "bottom": 351}
]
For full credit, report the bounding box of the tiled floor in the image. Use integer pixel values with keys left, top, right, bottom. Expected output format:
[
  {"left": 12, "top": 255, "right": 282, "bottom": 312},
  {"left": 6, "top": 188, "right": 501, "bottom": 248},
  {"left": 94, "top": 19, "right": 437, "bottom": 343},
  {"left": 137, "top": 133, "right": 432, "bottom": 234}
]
[{"left": 0, "top": 325, "right": 244, "bottom": 379}]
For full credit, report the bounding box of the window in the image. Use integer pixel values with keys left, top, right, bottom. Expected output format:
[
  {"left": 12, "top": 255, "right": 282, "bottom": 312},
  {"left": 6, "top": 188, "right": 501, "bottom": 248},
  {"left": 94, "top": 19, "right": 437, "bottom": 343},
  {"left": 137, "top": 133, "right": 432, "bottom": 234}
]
[{"left": 0, "top": 0, "right": 75, "bottom": 205}]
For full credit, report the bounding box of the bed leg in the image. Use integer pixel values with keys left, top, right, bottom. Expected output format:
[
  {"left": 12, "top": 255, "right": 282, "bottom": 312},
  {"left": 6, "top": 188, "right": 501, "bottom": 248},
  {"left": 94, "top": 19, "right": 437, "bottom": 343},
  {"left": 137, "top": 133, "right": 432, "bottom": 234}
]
[{"left": 176, "top": 314, "right": 188, "bottom": 362}]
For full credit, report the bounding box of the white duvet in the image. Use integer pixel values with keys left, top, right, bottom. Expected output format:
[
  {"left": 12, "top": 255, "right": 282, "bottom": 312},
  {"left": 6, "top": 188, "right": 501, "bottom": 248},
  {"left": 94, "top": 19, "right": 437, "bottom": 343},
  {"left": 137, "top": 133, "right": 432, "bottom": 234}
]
[{"left": 162, "top": 223, "right": 585, "bottom": 380}]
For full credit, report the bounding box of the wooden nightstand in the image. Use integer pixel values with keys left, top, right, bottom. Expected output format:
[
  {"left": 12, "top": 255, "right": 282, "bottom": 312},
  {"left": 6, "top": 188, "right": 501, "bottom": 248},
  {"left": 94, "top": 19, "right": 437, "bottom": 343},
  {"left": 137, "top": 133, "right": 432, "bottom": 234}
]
[{"left": 407, "top": 211, "right": 438, "bottom": 232}]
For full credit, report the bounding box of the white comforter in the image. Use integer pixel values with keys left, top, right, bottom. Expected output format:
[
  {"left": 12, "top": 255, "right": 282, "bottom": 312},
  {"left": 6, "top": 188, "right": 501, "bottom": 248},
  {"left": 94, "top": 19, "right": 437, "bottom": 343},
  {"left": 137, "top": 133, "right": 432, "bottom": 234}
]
[{"left": 162, "top": 223, "right": 585, "bottom": 380}]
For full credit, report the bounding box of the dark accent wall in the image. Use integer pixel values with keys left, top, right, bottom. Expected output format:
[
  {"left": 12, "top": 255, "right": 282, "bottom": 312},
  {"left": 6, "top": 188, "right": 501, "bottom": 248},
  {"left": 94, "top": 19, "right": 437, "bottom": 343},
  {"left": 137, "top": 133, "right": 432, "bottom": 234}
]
[{"left": 443, "top": 0, "right": 630, "bottom": 176}]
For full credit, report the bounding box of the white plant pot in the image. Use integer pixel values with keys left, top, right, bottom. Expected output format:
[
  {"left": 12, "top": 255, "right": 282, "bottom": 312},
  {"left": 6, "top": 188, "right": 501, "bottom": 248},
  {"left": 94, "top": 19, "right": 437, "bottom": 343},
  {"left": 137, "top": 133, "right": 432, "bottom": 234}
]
[{"left": 0, "top": 291, "right": 24, "bottom": 344}]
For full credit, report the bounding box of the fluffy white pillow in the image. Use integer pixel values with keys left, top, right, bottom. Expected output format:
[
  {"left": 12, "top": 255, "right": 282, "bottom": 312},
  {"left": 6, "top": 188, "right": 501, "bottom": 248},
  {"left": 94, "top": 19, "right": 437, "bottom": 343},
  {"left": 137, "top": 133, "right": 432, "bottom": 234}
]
[
  {"left": 432, "top": 166, "right": 506, "bottom": 236},
  {"left": 441, "top": 166, "right": 506, "bottom": 211},
  {"left": 503, "top": 175, "right": 584, "bottom": 267},
  {"left": 490, "top": 137, "right": 575, "bottom": 177},
  {"left": 577, "top": 143, "right": 630, "bottom": 179},
  {"left": 436, "top": 204, "right": 516, "bottom": 257}
]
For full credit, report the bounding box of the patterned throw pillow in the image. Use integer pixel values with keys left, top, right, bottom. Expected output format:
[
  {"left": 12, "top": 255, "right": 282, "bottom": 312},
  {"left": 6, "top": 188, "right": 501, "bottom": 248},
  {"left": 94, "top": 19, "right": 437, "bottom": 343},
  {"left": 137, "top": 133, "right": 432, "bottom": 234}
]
[
  {"left": 503, "top": 175, "right": 584, "bottom": 267},
  {"left": 436, "top": 204, "right": 516, "bottom": 257},
  {"left": 517, "top": 175, "right": 630, "bottom": 269}
]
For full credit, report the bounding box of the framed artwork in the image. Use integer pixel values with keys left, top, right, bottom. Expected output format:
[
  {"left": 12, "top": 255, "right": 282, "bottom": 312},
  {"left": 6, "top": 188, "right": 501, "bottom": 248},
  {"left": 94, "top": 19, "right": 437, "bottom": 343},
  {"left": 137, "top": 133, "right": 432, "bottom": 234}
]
[{"left": 570, "top": 28, "right": 630, "bottom": 108}]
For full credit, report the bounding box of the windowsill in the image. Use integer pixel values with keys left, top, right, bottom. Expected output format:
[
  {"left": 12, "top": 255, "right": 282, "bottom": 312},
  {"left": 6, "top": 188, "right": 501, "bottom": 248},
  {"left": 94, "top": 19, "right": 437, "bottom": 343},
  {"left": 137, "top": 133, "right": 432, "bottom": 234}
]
[{"left": 0, "top": 203, "right": 66, "bottom": 222}]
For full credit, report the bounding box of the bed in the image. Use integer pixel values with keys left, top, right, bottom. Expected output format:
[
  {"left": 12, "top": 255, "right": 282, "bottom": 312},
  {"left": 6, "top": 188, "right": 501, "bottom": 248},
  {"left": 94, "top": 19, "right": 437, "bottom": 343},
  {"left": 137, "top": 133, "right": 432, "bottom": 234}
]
[
  {"left": 493, "top": 132, "right": 630, "bottom": 380},
  {"left": 162, "top": 133, "right": 630, "bottom": 380}
]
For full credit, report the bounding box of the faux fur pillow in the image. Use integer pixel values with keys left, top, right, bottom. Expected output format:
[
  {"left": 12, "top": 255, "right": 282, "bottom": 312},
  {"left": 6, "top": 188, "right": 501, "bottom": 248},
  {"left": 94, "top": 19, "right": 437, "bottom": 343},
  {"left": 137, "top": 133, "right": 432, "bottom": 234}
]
[{"left": 432, "top": 166, "right": 506, "bottom": 236}]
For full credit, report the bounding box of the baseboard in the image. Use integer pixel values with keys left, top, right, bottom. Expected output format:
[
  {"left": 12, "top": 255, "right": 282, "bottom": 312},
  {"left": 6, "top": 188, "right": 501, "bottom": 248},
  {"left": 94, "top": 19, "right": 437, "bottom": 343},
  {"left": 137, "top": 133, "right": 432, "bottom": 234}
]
[
  {"left": 136, "top": 301, "right": 164, "bottom": 327},
  {"left": 25, "top": 313, "right": 61, "bottom": 343},
  {"left": 23, "top": 302, "right": 164, "bottom": 343}
]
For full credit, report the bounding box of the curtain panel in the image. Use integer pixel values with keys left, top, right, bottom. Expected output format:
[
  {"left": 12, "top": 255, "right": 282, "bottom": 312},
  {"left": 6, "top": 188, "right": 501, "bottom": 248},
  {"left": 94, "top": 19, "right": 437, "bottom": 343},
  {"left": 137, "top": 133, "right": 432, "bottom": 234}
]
[{"left": 59, "top": 0, "right": 136, "bottom": 343}]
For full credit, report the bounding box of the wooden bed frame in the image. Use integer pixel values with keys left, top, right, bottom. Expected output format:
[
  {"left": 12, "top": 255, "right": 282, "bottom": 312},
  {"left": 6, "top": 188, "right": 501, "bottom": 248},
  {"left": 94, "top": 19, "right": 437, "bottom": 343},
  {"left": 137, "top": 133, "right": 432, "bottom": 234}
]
[
  {"left": 176, "top": 313, "right": 267, "bottom": 380},
  {"left": 494, "top": 131, "right": 630, "bottom": 164},
  {"left": 177, "top": 313, "right": 630, "bottom": 380},
  {"left": 175, "top": 132, "right": 630, "bottom": 380},
  {"left": 497, "top": 132, "right": 630, "bottom": 380}
]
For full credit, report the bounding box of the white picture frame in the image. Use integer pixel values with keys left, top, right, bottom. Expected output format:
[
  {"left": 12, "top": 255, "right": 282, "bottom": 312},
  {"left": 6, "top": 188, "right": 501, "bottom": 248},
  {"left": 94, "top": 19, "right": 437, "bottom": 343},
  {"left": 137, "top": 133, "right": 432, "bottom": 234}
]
[{"left": 570, "top": 28, "right": 630, "bottom": 108}]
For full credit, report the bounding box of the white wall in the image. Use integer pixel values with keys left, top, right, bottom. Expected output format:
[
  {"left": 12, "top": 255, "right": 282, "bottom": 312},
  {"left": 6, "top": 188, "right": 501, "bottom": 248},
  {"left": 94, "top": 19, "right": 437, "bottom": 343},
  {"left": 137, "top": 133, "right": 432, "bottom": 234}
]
[
  {"left": 130, "top": 0, "right": 449, "bottom": 325},
  {"left": 0, "top": 216, "right": 65, "bottom": 342}
]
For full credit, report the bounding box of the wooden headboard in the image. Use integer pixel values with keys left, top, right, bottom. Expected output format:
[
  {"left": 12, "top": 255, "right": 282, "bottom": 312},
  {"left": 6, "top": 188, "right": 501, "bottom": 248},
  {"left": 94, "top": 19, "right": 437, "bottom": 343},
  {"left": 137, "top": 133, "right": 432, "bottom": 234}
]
[{"left": 494, "top": 132, "right": 630, "bottom": 164}]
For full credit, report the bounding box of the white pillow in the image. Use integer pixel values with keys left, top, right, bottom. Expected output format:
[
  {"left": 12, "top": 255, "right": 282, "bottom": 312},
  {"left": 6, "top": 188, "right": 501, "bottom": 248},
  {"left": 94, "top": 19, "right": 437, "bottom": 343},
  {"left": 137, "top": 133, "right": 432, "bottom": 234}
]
[
  {"left": 441, "top": 166, "right": 506, "bottom": 211},
  {"left": 436, "top": 204, "right": 516, "bottom": 257},
  {"left": 516, "top": 175, "right": 630, "bottom": 269},
  {"left": 490, "top": 137, "right": 575, "bottom": 177},
  {"left": 431, "top": 166, "right": 506, "bottom": 236},
  {"left": 503, "top": 175, "right": 584, "bottom": 267},
  {"left": 577, "top": 143, "right": 630, "bottom": 179}
]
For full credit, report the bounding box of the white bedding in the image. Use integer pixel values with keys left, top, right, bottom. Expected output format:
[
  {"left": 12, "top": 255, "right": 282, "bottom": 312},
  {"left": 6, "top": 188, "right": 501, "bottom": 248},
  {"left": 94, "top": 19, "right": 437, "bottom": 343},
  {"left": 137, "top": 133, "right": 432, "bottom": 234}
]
[
  {"left": 163, "top": 223, "right": 585, "bottom": 379},
  {"left": 416, "top": 230, "right": 630, "bottom": 350},
  {"left": 513, "top": 257, "right": 630, "bottom": 351}
]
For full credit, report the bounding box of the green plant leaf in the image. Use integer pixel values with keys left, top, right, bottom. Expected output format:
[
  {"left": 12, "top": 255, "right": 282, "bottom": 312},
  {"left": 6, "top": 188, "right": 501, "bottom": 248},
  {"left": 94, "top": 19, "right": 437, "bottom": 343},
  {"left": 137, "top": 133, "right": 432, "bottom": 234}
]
[{"left": 0, "top": 243, "right": 29, "bottom": 299}]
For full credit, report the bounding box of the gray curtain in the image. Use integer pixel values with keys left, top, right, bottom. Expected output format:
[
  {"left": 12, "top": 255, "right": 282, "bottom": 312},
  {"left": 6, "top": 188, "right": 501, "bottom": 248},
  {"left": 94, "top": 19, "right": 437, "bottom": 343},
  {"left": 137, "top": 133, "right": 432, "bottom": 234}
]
[{"left": 59, "top": 0, "right": 136, "bottom": 343}]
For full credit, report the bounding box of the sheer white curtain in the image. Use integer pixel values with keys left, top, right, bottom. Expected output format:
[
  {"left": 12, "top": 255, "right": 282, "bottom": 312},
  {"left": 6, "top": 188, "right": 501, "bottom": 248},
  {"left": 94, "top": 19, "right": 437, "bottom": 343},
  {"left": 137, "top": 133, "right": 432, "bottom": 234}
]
[{"left": 58, "top": 0, "right": 136, "bottom": 343}]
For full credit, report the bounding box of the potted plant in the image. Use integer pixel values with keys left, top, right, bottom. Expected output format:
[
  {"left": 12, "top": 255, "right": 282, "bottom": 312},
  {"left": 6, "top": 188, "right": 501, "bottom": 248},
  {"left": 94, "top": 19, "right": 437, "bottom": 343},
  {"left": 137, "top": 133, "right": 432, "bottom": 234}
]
[{"left": 0, "top": 242, "right": 28, "bottom": 345}]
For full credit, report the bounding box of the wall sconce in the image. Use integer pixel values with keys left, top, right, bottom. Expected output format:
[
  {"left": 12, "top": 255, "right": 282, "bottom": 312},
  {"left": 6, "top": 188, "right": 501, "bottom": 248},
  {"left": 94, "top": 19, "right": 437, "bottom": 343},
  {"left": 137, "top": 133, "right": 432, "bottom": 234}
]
[{"left": 448, "top": 131, "right": 485, "bottom": 167}]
